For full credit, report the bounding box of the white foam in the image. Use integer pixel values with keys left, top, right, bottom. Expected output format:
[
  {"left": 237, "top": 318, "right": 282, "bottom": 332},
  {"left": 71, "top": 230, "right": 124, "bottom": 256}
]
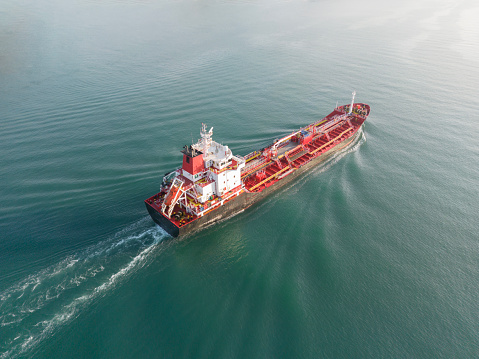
[{"left": 0, "top": 220, "right": 168, "bottom": 359}]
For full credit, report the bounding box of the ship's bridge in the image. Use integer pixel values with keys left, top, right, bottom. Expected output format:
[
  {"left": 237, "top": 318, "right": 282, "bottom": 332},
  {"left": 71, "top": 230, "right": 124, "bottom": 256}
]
[
  {"left": 196, "top": 141, "right": 243, "bottom": 169},
  {"left": 192, "top": 124, "right": 245, "bottom": 170},
  {"left": 187, "top": 124, "right": 245, "bottom": 201}
]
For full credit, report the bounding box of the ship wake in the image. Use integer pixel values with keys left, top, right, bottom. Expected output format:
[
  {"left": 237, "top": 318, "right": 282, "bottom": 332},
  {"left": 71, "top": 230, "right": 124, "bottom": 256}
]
[{"left": 0, "top": 218, "right": 169, "bottom": 359}]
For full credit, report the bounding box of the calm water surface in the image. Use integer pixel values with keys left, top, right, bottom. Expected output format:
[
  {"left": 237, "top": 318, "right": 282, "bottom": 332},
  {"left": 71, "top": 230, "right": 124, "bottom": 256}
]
[{"left": 1, "top": 0, "right": 479, "bottom": 358}]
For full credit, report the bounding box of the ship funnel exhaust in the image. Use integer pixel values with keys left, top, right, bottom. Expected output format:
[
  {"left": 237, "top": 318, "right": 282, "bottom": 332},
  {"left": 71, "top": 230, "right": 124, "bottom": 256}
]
[{"left": 348, "top": 91, "right": 356, "bottom": 114}]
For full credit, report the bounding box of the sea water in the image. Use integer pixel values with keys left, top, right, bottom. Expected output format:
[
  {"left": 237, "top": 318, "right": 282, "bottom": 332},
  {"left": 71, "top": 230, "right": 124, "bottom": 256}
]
[{"left": 1, "top": 0, "right": 478, "bottom": 357}]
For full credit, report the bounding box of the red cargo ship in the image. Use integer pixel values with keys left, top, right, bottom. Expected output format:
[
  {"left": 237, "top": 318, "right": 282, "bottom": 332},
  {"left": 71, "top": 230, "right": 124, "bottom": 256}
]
[{"left": 145, "top": 93, "right": 370, "bottom": 237}]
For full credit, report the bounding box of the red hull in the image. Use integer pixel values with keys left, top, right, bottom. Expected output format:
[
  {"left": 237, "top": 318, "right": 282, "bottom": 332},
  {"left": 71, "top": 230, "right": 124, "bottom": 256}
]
[{"left": 146, "top": 102, "right": 370, "bottom": 237}]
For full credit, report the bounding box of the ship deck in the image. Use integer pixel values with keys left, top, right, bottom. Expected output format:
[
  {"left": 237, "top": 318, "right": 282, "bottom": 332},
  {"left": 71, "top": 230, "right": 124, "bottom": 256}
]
[
  {"left": 145, "top": 185, "right": 244, "bottom": 229},
  {"left": 241, "top": 108, "right": 367, "bottom": 193},
  {"left": 146, "top": 103, "right": 370, "bottom": 232}
]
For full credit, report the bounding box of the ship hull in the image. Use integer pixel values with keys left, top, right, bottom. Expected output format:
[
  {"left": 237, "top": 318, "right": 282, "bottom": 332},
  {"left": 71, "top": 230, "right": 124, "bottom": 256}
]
[{"left": 146, "top": 126, "right": 363, "bottom": 237}]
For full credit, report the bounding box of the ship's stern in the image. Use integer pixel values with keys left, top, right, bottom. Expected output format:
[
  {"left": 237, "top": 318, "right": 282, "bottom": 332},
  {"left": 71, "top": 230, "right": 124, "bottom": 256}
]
[{"left": 145, "top": 201, "right": 180, "bottom": 237}]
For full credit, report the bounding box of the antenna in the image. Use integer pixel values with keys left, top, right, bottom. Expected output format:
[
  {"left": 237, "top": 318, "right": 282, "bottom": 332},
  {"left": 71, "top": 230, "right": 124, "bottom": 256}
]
[{"left": 348, "top": 91, "right": 356, "bottom": 114}]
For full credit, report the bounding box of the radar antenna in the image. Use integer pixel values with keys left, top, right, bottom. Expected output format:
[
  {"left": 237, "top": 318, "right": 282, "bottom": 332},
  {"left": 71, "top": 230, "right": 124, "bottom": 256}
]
[{"left": 200, "top": 123, "right": 213, "bottom": 155}]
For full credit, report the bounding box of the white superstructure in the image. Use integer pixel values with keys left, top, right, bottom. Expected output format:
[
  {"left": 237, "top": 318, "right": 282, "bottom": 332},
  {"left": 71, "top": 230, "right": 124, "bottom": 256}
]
[
  {"left": 191, "top": 124, "right": 245, "bottom": 201},
  {"left": 161, "top": 124, "right": 245, "bottom": 218}
]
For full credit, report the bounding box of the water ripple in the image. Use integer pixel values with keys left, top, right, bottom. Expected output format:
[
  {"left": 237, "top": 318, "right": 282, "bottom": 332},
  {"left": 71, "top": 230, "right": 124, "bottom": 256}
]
[{"left": 0, "top": 218, "right": 169, "bottom": 358}]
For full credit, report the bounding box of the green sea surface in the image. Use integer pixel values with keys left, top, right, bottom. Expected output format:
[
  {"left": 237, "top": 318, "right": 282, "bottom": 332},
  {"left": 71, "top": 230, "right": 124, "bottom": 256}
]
[{"left": 1, "top": 0, "right": 478, "bottom": 357}]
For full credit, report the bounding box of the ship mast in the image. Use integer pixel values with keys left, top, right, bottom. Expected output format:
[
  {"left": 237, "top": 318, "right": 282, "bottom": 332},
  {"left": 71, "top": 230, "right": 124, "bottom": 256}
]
[
  {"left": 348, "top": 91, "right": 356, "bottom": 114},
  {"left": 200, "top": 123, "right": 213, "bottom": 155}
]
